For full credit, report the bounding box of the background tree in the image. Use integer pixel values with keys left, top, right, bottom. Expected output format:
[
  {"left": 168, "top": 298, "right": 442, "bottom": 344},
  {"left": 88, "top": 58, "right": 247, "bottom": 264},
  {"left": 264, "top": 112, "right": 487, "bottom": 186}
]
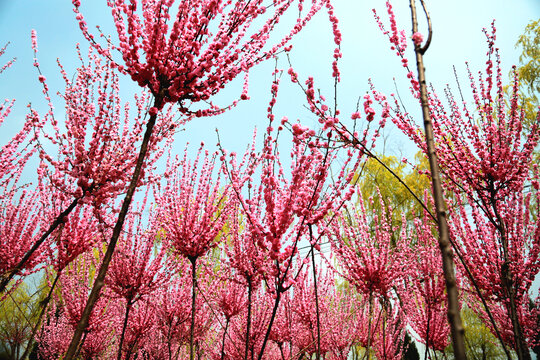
[
  {"left": 0, "top": 283, "right": 41, "bottom": 360},
  {"left": 515, "top": 19, "right": 540, "bottom": 128},
  {"left": 444, "top": 307, "right": 508, "bottom": 360},
  {"left": 158, "top": 147, "right": 232, "bottom": 360},
  {"left": 355, "top": 151, "right": 431, "bottom": 230}
]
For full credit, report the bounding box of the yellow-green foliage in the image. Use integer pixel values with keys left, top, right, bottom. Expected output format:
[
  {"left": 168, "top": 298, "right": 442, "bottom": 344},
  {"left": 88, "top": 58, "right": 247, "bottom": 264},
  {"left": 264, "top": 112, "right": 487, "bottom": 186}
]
[
  {"left": 0, "top": 282, "right": 41, "bottom": 359},
  {"left": 515, "top": 19, "right": 540, "bottom": 130},
  {"left": 444, "top": 307, "right": 510, "bottom": 360},
  {"left": 516, "top": 20, "right": 540, "bottom": 100},
  {"left": 354, "top": 152, "right": 431, "bottom": 229}
]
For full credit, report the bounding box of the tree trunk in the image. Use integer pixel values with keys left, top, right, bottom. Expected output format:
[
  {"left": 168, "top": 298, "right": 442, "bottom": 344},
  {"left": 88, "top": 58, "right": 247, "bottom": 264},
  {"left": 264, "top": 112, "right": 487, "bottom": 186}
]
[
  {"left": 190, "top": 256, "right": 198, "bottom": 360},
  {"left": 245, "top": 277, "right": 253, "bottom": 360},
  {"left": 310, "top": 225, "right": 321, "bottom": 360},
  {"left": 117, "top": 298, "right": 133, "bottom": 360},
  {"left": 257, "top": 287, "right": 282, "bottom": 360},
  {"left": 409, "top": 1, "right": 467, "bottom": 359},
  {"left": 220, "top": 318, "right": 229, "bottom": 360}
]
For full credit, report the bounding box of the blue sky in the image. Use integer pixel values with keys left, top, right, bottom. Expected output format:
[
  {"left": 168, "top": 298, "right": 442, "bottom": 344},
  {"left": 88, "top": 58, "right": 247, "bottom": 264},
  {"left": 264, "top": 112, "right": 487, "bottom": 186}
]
[{"left": 0, "top": 0, "right": 538, "bottom": 158}]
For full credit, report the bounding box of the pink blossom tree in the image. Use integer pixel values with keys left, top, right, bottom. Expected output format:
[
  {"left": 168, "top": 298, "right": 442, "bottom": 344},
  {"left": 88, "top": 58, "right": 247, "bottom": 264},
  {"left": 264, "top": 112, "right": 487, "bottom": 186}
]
[
  {"left": 401, "top": 217, "right": 451, "bottom": 357},
  {"left": 220, "top": 57, "right": 362, "bottom": 355},
  {"left": 330, "top": 196, "right": 407, "bottom": 299},
  {"left": 289, "top": 266, "right": 361, "bottom": 360},
  {"left": 0, "top": 40, "right": 174, "bottom": 293},
  {"left": 157, "top": 146, "right": 233, "bottom": 360},
  {"left": 153, "top": 272, "right": 194, "bottom": 359},
  {"left": 37, "top": 253, "right": 119, "bottom": 359},
  {"left": 66, "top": 0, "right": 332, "bottom": 356},
  {"left": 106, "top": 198, "right": 172, "bottom": 360},
  {"left": 19, "top": 204, "right": 106, "bottom": 360},
  {"left": 449, "top": 187, "right": 540, "bottom": 356},
  {"left": 389, "top": 13, "right": 540, "bottom": 359},
  {"left": 223, "top": 127, "right": 357, "bottom": 359},
  {"left": 116, "top": 297, "right": 158, "bottom": 359},
  {"left": 218, "top": 285, "right": 274, "bottom": 360},
  {"left": 330, "top": 196, "right": 408, "bottom": 358},
  {"left": 215, "top": 276, "right": 246, "bottom": 360},
  {"left": 222, "top": 210, "right": 271, "bottom": 360},
  {"left": 371, "top": 305, "right": 407, "bottom": 360}
]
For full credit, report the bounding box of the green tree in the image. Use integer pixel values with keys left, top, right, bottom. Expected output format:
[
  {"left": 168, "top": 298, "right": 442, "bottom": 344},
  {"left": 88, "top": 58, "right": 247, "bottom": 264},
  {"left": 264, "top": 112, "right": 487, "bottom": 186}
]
[
  {"left": 354, "top": 152, "right": 431, "bottom": 230},
  {"left": 0, "top": 283, "right": 41, "bottom": 360},
  {"left": 444, "top": 307, "right": 510, "bottom": 360},
  {"left": 515, "top": 19, "right": 540, "bottom": 129}
]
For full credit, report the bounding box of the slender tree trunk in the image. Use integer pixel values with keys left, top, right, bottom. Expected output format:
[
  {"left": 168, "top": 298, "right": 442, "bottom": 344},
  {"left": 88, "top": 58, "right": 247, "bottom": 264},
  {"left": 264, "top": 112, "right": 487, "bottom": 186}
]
[
  {"left": 257, "top": 287, "right": 282, "bottom": 360},
  {"left": 220, "top": 318, "right": 229, "bottom": 360},
  {"left": 125, "top": 332, "right": 141, "bottom": 360},
  {"left": 174, "top": 341, "right": 182, "bottom": 360},
  {"left": 190, "top": 256, "right": 198, "bottom": 360},
  {"left": 245, "top": 277, "right": 252, "bottom": 360},
  {"left": 425, "top": 304, "right": 431, "bottom": 360},
  {"left": 117, "top": 298, "right": 133, "bottom": 360},
  {"left": 382, "top": 310, "right": 387, "bottom": 360},
  {"left": 76, "top": 330, "right": 89, "bottom": 359},
  {"left": 279, "top": 343, "right": 286, "bottom": 360},
  {"left": 167, "top": 321, "right": 173, "bottom": 360},
  {"left": 309, "top": 225, "right": 321, "bottom": 360},
  {"left": 408, "top": 1, "right": 467, "bottom": 359},
  {"left": 63, "top": 96, "right": 163, "bottom": 360},
  {"left": 365, "top": 292, "right": 373, "bottom": 360}
]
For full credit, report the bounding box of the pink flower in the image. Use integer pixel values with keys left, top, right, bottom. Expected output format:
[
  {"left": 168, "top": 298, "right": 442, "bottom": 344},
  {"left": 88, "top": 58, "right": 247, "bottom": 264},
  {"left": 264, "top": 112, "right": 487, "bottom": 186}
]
[
  {"left": 73, "top": 0, "right": 329, "bottom": 109},
  {"left": 292, "top": 123, "right": 305, "bottom": 136},
  {"left": 31, "top": 29, "right": 38, "bottom": 51},
  {"left": 412, "top": 32, "right": 423, "bottom": 46},
  {"left": 148, "top": 106, "right": 158, "bottom": 116}
]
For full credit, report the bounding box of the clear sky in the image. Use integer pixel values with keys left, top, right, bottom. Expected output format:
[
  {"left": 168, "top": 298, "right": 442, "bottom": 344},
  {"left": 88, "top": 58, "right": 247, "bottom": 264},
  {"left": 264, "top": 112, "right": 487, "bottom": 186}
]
[{"left": 0, "top": 0, "right": 538, "bottom": 158}]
